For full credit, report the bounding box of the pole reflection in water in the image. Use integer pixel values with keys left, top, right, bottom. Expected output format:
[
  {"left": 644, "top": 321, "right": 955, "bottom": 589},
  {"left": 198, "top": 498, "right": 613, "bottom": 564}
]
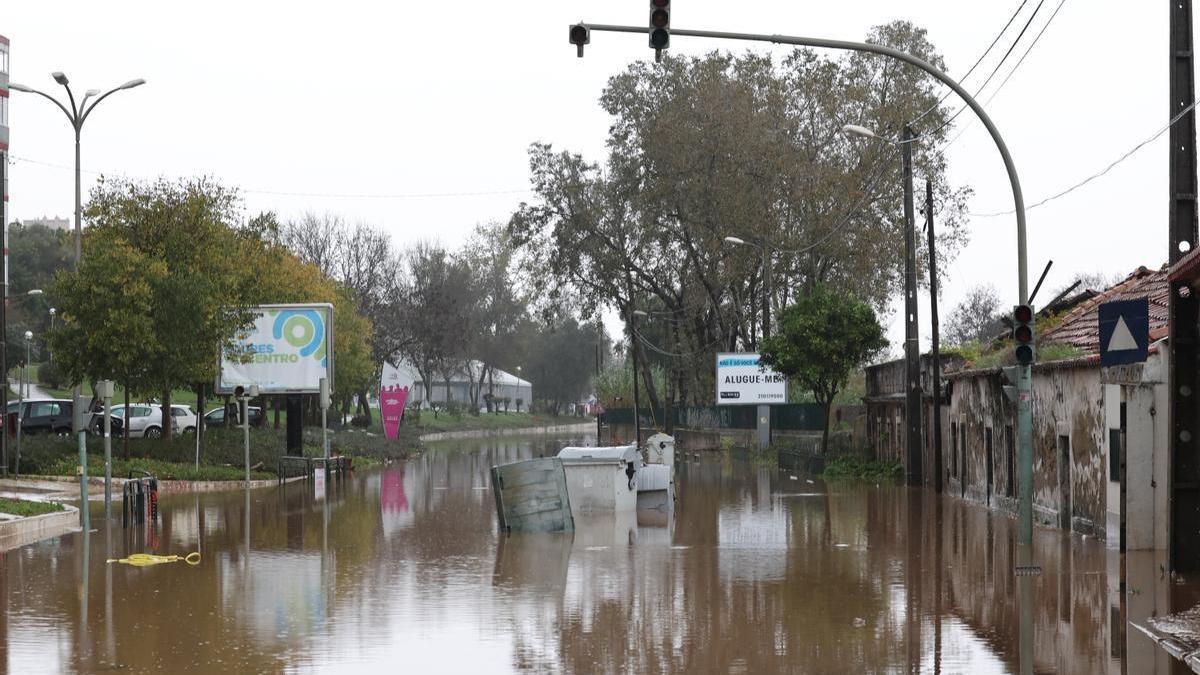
[{"left": 2, "top": 434, "right": 1195, "bottom": 673}]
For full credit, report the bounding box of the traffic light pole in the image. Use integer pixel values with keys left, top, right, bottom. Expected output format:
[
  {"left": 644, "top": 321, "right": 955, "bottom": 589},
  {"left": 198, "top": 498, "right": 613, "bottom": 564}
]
[{"left": 573, "top": 22, "right": 1033, "bottom": 542}]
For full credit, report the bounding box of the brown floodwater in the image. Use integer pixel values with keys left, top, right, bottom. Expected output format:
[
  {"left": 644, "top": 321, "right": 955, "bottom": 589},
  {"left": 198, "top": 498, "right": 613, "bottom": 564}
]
[{"left": 0, "top": 434, "right": 1192, "bottom": 674}]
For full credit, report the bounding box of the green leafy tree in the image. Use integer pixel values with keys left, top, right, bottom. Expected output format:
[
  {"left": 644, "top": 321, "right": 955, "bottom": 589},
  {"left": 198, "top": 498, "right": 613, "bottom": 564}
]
[
  {"left": 511, "top": 22, "right": 970, "bottom": 411},
  {"left": 52, "top": 177, "right": 258, "bottom": 442},
  {"left": 759, "top": 287, "right": 887, "bottom": 454}
]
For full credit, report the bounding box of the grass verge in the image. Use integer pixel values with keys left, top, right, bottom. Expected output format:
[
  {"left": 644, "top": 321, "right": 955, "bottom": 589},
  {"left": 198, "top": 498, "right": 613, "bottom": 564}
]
[
  {"left": 821, "top": 455, "right": 904, "bottom": 481},
  {"left": 0, "top": 497, "right": 65, "bottom": 517}
]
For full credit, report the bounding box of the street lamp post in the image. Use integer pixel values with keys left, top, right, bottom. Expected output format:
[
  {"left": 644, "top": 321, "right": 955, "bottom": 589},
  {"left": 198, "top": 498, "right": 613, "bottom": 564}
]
[
  {"left": 48, "top": 307, "right": 55, "bottom": 363},
  {"left": 724, "top": 235, "right": 773, "bottom": 451},
  {"left": 841, "top": 124, "right": 922, "bottom": 486},
  {"left": 2, "top": 289, "right": 44, "bottom": 475},
  {"left": 9, "top": 73, "right": 145, "bottom": 437},
  {"left": 15, "top": 329, "right": 30, "bottom": 478}
]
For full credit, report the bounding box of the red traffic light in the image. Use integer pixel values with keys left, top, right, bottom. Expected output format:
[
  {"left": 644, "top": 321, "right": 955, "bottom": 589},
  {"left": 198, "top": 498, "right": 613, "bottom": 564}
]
[
  {"left": 569, "top": 25, "right": 588, "bottom": 45},
  {"left": 652, "top": 0, "right": 669, "bottom": 6},
  {"left": 1014, "top": 304, "right": 1033, "bottom": 324}
]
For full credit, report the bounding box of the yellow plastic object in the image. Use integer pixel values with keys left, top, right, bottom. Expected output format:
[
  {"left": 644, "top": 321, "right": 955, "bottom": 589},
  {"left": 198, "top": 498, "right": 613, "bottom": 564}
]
[{"left": 106, "top": 552, "right": 201, "bottom": 567}]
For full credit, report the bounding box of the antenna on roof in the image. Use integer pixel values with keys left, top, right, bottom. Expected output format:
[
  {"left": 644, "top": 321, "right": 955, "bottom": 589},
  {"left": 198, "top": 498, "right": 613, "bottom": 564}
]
[{"left": 1028, "top": 260, "right": 1054, "bottom": 305}]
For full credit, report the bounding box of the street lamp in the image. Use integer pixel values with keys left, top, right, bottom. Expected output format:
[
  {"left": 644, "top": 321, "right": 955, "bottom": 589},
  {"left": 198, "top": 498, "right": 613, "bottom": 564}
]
[
  {"left": 1, "top": 289, "right": 46, "bottom": 476},
  {"left": 843, "top": 123, "right": 923, "bottom": 486},
  {"left": 722, "top": 236, "right": 772, "bottom": 343},
  {"left": 47, "top": 308, "right": 55, "bottom": 363},
  {"left": 10, "top": 72, "right": 145, "bottom": 436}
]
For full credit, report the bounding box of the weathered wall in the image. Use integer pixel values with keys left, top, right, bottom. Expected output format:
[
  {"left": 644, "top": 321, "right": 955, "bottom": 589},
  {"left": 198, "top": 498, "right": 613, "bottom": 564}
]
[{"left": 947, "top": 363, "right": 1107, "bottom": 539}]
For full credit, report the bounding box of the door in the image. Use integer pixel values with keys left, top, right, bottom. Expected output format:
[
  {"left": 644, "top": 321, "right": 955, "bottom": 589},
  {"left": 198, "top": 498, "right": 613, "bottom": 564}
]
[
  {"left": 1058, "top": 435, "right": 1072, "bottom": 530},
  {"left": 985, "top": 427, "right": 994, "bottom": 506}
]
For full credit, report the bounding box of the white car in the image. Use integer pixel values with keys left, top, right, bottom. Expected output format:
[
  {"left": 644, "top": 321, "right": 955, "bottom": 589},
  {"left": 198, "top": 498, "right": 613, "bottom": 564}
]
[{"left": 108, "top": 404, "right": 194, "bottom": 438}]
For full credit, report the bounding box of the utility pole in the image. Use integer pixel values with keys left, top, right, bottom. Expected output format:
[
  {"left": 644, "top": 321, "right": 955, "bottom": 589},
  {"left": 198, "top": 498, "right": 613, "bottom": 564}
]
[
  {"left": 629, "top": 308, "right": 643, "bottom": 449},
  {"left": 926, "top": 179, "right": 943, "bottom": 493},
  {"left": 902, "top": 125, "right": 922, "bottom": 485},
  {"left": 759, "top": 244, "right": 773, "bottom": 451},
  {"left": 1169, "top": 0, "right": 1200, "bottom": 572},
  {"left": 0, "top": 153, "right": 7, "bottom": 477}
]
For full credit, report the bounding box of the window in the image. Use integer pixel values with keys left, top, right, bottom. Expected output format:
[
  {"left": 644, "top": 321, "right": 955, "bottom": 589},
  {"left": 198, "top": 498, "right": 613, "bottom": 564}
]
[
  {"left": 172, "top": 408, "right": 188, "bottom": 417},
  {"left": 30, "top": 402, "right": 60, "bottom": 417},
  {"left": 951, "top": 423, "right": 958, "bottom": 477},
  {"left": 133, "top": 406, "right": 153, "bottom": 417},
  {"left": 1006, "top": 425, "right": 1015, "bottom": 498},
  {"left": 1109, "top": 429, "right": 1122, "bottom": 482}
]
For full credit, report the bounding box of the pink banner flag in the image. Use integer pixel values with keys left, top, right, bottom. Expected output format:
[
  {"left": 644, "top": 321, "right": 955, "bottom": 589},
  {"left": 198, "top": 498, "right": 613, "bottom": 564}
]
[{"left": 381, "top": 384, "right": 409, "bottom": 440}]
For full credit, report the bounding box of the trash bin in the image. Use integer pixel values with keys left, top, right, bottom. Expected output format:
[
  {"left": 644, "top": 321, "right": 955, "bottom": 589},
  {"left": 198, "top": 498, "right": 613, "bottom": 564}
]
[{"left": 645, "top": 433, "right": 675, "bottom": 468}]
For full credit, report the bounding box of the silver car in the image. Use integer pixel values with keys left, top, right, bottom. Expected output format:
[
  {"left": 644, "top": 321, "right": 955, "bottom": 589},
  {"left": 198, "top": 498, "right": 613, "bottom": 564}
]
[{"left": 108, "top": 403, "right": 196, "bottom": 437}]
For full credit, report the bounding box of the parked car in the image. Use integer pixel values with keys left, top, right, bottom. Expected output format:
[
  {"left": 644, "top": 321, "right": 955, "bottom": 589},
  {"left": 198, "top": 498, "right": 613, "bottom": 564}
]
[
  {"left": 203, "top": 405, "right": 264, "bottom": 429},
  {"left": 171, "top": 405, "right": 198, "bottom": 434},
  {"left": 107, "top": 404, "right": 180, "bottom": 439},
  {"left": 5, "top": 398, "right": 74, "bottom": 436},
  {"left": 89, "top": 410, "right": 125, "bottom": 437}
]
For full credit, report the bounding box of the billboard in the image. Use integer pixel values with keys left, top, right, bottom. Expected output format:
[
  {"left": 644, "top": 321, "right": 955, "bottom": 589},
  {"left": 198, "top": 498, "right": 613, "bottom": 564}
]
[
  {"left": 715, "top": 353, "right": 787, "bottom": 406},
  {"left": 216, "top": 304, "right": 334, "bottom": 394}
]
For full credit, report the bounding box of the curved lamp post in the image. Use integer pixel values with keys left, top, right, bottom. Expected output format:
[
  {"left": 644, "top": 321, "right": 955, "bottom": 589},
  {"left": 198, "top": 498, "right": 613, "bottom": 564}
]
[{"left": 10, "top": 73, "right": 144, "bottom": 438}]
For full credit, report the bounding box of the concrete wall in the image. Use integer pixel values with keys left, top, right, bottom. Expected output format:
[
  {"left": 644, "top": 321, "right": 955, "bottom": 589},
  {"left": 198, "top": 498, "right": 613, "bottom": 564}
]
[{"left": 947, "top": 363, "right": 1108, "bottom": 540}]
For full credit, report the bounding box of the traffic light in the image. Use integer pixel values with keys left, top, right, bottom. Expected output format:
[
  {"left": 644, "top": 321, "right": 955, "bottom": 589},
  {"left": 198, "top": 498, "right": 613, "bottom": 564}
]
[
  {"left": 569, "top": 23, "right": 590, "bottom": 58},
  {"left": 1013, "top": 304, "right": 1036, "bottom": 365},
  {"left": 649, "top": 0, "right": 670, "bottom": 51}
]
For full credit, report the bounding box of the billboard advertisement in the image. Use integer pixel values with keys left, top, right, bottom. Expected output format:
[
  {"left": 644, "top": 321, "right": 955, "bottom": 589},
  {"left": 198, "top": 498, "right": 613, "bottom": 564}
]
[
  {"left": 217, "top": 304, "right": 334, "bottom": 394},
  {"left": 715, "top": 353, "right": 787, "bottom": 406}
]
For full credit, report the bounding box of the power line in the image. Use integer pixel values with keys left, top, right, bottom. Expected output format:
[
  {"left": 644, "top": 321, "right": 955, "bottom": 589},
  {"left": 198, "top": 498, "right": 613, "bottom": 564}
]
[
  {"left": 8, "top": 154, "right": 531, "bottom": 200},
  {"left": 970, "top": 96, "right": 1200, "bottom": 217},
  {"left": 914, "top": 0, "right": 1047, "bottom": 142},
  {"left": 908, "top": 0, "right": 1031, "bottom": 127},
  {"left": 939, "top": 0, "right": 1069, "bottom": 151}
]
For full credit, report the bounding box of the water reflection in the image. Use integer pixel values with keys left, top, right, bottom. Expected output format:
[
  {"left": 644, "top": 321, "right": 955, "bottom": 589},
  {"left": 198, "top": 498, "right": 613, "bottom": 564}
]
[{"left": 0, "top": 435, "right": 1194, "bottom": 673}]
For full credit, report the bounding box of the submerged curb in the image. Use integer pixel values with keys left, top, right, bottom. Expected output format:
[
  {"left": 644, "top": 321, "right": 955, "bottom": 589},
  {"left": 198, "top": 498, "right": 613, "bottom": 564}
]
[
  {"left": 0, "top": 502, "right": 79, "bottom": 552},
  {"left": 419, "top": 421, "right": 597, "bottom": 442}
]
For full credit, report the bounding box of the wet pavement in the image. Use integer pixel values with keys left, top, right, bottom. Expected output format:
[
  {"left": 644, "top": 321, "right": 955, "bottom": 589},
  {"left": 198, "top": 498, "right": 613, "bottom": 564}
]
[{"left": 0, "top": 434, "right": 1194, "bottom": 673}]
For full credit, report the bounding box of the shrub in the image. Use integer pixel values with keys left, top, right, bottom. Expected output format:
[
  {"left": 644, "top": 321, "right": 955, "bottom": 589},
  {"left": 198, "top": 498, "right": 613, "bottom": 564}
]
[
  {"left": 37, "top": 361, "right": 66, "bottom": 389},
  {"left": 821, "top": 455, "right": 903, "bottom": 481}
]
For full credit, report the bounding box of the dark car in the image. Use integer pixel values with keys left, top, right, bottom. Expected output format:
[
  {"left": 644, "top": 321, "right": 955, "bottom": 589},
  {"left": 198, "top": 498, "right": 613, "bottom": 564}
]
[
  {"left": 6, "top": 398, "right": 75, "bottom": 436},
  {"left": 89, "top": 410, "right": 125, "bottom": 437},
  {"left": 204, "top": 405, "right": 265, "bottom": 429}
]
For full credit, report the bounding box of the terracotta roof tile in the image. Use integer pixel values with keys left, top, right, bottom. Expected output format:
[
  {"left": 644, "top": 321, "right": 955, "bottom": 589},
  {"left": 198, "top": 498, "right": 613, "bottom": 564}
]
[{"left": 1040, "top": 265, "right": 1168, "bottom": 356}]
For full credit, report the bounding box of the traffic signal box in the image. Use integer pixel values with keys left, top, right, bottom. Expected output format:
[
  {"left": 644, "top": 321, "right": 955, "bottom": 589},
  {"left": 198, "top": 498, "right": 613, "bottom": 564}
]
[
  {"left": 1013, "top": 304, "right": 1036, "bottom": 366},
  {"left": 650, "top": 0, "right": 670, "bottom": 50}
]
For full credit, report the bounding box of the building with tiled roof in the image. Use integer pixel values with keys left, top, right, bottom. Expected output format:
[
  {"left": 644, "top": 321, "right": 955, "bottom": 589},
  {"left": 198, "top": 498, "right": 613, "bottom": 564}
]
[{"left": 1040, "top": 265, "right": 1168, "bottom": 357}]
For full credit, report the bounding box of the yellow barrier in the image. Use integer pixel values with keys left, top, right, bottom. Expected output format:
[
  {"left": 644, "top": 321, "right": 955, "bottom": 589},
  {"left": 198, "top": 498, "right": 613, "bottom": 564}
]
[{"left": 106, "top": 552, "right": 201, "bottom": 567}]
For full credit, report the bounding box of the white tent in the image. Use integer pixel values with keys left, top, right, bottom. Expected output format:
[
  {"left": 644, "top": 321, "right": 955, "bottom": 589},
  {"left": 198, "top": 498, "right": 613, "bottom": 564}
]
[{"left": 403, "top": 360, "right": 533, "bottom": 411}]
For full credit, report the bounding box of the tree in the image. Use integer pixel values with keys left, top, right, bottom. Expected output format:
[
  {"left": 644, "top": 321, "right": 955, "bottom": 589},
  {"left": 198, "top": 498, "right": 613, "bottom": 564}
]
[
  {"left": 49, "top": 228, "right": 161, "bottom": 457},
  {"left": 511, "top": 21, "right": 970, "bottom": 409},
  {"left": 461, "top": 223, "right": 528, "bottom": 411},
  {"left": 397, "top": 242, "right": 477, "bottom": 405},
  {"left": 523, "top": 317, "right": 598, "bottom": 415},
  {"left": 52, "top": 177, "right": 258, "bottom": 442},
  {"left": 759, "top": 287, "right": 886, "bottom": 454},
  {"left": 943, "top": 284, "right": 1003, "bottom": 347},
  {"left": 6, "top": 222, "right": 71, "bottom": 359}
]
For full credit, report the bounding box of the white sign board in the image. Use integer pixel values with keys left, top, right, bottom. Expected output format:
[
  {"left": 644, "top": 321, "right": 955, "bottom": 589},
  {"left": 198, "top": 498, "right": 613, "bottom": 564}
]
[
  {"left": 715, "top": 353, "right": 787, "bottom": 406},
  {"left": 217, "top": 304, "right": 334, "bottom": 394}
]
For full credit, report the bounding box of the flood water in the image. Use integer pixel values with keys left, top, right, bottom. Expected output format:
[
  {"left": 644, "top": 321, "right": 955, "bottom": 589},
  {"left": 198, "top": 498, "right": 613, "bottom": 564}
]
[{"left": 0, "top": 433, "right": 1191, "bottom": 673}]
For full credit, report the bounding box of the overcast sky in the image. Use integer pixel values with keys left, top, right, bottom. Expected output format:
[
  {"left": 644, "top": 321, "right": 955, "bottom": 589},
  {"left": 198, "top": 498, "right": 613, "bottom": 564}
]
[{"left": 1, "top": 1, "right": 1168, "bottom": 354}]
